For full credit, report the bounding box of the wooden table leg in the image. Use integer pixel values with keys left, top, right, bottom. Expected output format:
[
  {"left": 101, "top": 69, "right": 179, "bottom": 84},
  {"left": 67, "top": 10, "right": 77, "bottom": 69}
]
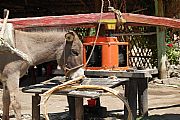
[
  {"left": 32, "top": 94, "right": 41, "bottom": 120},
  {"left": 67, "top": 96, "right": 84, "bottom": 120},
  {"left": 124, "top": 79, "right": 137, "bottom": 120},
  {"left": 137, "top": 78, "right": 148, "bottom": 117}
]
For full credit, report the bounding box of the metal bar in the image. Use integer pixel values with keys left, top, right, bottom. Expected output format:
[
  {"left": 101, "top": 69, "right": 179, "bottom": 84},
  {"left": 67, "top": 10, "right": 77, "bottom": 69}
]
[{"left": 112, "top": 32, "right": 156, "bottom": 36}]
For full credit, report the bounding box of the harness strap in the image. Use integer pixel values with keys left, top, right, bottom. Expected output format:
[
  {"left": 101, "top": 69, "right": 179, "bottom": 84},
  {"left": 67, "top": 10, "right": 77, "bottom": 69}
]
[
  {"left": 62, "top": 36, "right": 84, "bottom": 78},
  {"left": 64, "top": 64, "right": 84, "bottom": 77}
]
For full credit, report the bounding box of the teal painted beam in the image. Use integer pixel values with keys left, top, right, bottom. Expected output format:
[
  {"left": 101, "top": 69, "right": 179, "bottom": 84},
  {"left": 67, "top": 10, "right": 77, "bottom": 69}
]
[{"left": 155, "top": 0, "right": 167, "bottom": 79}]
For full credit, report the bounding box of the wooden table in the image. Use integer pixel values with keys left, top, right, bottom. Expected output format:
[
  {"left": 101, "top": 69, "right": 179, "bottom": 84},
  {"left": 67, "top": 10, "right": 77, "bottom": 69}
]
[
  {"left": 22, "top": 76, "right": 129, "bottom": 120},
  {"left": 84, "top": 69, "right": 158, "bottom": 119},
  {"left": 22, "top": 68, "right": 158, "bottom": 120}
]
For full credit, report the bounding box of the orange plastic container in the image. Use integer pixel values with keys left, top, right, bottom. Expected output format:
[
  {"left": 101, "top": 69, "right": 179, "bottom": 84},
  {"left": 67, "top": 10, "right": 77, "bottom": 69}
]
[
  {"left": 83, "top": 36, "right": 128, "bottom": 70},
  {"left": 102, "top": 43, "right": 119, "bottom": 69}
]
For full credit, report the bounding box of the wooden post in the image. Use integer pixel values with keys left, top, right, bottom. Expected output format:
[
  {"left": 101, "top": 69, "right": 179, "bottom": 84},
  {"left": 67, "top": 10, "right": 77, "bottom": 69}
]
[
  {"left": 29, "top": 66, "right": 37, "bottom": 85},
  {"left": 155, "top": 0, "right": 167, "bottom": 79},
  {"left": 2, "top": 84, "right": 10, "bottom": 120},
  {"left": 32, "top": 94, "right": 41, "bottom": 120},
  {"left": 67, "top": 96, "right": 84, "bottom": 120},
  {"left": 124, "top": 79, "right": 137, "bottom": 120},
  {"left": 137, "top": 78, "right": 148, "bottom": 117}
]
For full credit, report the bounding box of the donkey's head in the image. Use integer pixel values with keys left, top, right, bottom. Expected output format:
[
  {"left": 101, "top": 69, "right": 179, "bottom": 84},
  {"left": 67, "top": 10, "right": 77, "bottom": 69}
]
[{"left": 57, "top": 31, "right": 84, "bottom": 79}]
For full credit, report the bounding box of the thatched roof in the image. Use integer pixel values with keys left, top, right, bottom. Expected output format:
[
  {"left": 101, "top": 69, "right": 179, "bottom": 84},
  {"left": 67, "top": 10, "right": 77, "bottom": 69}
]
[
  {"left": 0, "top": 0, "right": 98, "bottom": 18},
  {"left": 0, "top": 0, "right": 179, "bottom": 19},
  {"left": 164, "top": 0, "right": 180, "bottom": 18}
]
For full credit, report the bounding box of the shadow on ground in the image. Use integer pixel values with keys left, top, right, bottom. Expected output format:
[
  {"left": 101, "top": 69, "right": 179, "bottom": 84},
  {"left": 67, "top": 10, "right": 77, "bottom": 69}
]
[
  {"left": 149, "top": 104, "right": 180, "bottom": 111},
  {"left": 139, "top": 114, "right": 180, "bottom": 120},
  {"left": 40, "top": 110, "right": 125, "bottom": 120},
  {"left": 43, "top": 112, "right": 180, "bottom": 120}
]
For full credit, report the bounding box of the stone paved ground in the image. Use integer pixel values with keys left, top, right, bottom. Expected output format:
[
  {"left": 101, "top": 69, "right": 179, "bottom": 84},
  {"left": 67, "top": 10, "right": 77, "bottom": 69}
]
[{"left": 0, "top": 78, "right": 179, "bottom": 120}]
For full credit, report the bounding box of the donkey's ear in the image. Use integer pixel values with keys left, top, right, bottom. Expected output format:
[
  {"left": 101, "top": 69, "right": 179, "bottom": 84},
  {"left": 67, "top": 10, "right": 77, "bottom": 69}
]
[{"left": 65, "top": 31, "right": 75, "bottom": 42}]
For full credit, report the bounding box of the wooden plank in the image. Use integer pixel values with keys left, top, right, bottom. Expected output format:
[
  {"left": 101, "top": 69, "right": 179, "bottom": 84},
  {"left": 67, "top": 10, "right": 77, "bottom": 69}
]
[
  {"left": 123, "top": 13, "right": 180, "bottom": 28},
  {"left": 84, "top": 69, "right": 158, "bottom": 78},
  {"left": 1, "top": 12, "right": 180, "bottom": 29},
  {"left": 22, "top": 78, "right": 128, "bottom": 95},
  {"left": 22, "top": 83, "right": 70, "bottom": 94},
  {"left": 68, "top": 90, "right": 100, "bottom": 98},
  {"left": 81, "top": 78, "right": 128, "bottom": 88}
]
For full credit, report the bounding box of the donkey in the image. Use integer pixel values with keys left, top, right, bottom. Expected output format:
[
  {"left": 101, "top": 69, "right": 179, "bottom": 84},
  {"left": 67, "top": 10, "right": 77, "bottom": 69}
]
[{"left": 0, "top": 29, "right": 84, "bottom": 120}]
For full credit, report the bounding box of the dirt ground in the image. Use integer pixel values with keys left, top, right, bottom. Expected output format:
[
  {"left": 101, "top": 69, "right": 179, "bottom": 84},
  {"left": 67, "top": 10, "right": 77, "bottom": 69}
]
[{"left": 0, "top": 79, "right": 179, "bottom": 120}]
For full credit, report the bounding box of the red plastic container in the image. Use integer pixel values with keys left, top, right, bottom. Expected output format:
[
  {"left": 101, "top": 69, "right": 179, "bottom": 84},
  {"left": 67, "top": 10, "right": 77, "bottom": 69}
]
[{"left": 87, "top": 99, "right": 97, "bottom": 107}]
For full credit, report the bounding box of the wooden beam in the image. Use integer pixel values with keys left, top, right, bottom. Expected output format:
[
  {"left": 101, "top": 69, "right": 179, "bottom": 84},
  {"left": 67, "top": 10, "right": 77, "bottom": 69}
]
[
  {"left": 112, "top": 32, "right": 156, "bottom": 36},
  {"left": 1, "top": 12, "right": 180, "bottom": 29},
  {"left": 123, "top": 13, "right": 180, "bottom": 28},
  {"left": 155, "top": 0, "right": 167, "bottom": 79}
]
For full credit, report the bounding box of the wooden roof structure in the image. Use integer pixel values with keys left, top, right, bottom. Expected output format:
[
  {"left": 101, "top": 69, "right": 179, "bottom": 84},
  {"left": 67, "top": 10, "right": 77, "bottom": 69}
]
[
  {"left": 1, "top": 12, "right": 180, "bottom": 30},
  {"left": 1, "top": 0, "right": 179, "bottom": 18},
  {"left": 0, "top": 0, "right": 179, "bottom": 30},
  {"left": 0, "top": 0, "right": 106, "bottom": 18}
]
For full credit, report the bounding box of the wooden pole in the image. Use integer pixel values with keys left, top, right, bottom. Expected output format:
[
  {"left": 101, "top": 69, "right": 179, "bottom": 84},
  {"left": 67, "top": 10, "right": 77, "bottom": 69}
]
[
  {"left": 0, "top": 9, "right": 9, "bottom": 38},
  {"left": 155, "top": 0, "right": 167, "bottom": 79},
  {"left": 137, "top": 78, "right": 148, "bottom": 117},
  {"left": 124, "top": 79, "right": 137, "bottom": 120},
  {"left": 32, "top": 94, "right": 41, "bottom": 120},
  {"left": 67, "top": 96, "right": 84, "bottom": 120}
]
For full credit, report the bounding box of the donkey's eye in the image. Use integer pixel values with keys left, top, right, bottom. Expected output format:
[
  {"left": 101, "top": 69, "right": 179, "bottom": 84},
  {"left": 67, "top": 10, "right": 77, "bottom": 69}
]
[{"left": 71, "top": 49, "right": 79, "bottom": 56}]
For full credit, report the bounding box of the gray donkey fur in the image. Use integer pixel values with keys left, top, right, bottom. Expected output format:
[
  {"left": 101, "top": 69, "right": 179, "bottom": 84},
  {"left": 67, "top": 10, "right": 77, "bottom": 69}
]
[{"left": 0, "top": 28, "right": 84, "bottom": 120}]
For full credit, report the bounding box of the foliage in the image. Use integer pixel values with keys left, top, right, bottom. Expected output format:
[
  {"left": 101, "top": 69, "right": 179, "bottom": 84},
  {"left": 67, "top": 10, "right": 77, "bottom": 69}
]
[
  {"left": 72, "top": 27, "right": 89, "bottom": 40},
  {"left": 165, "top": 29, "right": 180, "bottom": 65},
  {"left": 166, "top": 45, "right": 180, "bottom": 65}
]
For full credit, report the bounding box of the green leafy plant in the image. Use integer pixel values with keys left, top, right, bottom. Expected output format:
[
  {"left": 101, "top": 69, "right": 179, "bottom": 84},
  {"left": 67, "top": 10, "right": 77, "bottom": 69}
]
[{"left": 166, "top": 45, "right": 180, "bottom": 65}]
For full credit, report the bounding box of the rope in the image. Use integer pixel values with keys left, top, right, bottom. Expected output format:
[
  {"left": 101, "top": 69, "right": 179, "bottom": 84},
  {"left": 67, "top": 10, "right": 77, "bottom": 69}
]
[
  {"left": 107, "top": 0, "right": 111, "bottom": 8},
  {"left": 84, "top": 0, "right": 104, "bottom": 67},
  {"left": 42, "top": 83, "right": 133, "bottom": 120},
  {"left": 41, "top": 1, "right": 132, "bottom": 120},
  {"left": 84, "top": 0, "right": 126, "bottom": 67}
]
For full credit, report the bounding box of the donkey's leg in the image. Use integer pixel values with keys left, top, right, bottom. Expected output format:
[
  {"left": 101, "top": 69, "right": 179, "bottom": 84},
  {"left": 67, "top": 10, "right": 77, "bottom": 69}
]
[
  {"left": 2, "top": 81, "right": 10, "bottom": 120},
  {"left": 2, "top": 60, "right": 29, "bottom": 120},
  {"left": 6, "top": 71, "right": 22, "bottom": 120}
]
